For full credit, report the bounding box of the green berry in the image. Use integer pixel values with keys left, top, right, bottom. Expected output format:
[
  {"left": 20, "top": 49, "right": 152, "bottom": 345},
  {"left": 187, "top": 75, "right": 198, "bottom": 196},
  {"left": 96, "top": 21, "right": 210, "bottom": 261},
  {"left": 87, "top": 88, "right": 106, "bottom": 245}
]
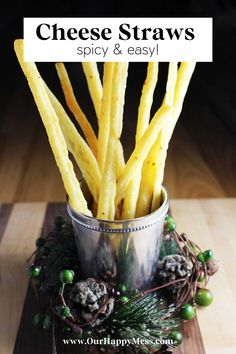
[
  {"left": 118, "top": 283, "right": 127, "bottom": 294},
  {"left": 62, "top": 324, "right": 72, "bottom": 333},
  {"left": 43, "top": 315, "right": 51, "bottom": 330},
  {"left": 169, "top": 330, "right": 183, "bottom": 345},
  {"left": 179, "top": 304, "right": 196, "bottom": 320},
  {"left": 165, "top": 215, "right": 176, "bottom": 231},
  {"left": 35, "top": 237, "right": 46, "bottom": 248},
  {"left": 59, "top": 305, "right": 71, "bottom": 319},
  {"left": 34, "top": 278, "right": 41, "bottom": 288},
  {"left": 203, "top": 249, "right": 214, "bottom": 261},
  {"left": 198, "top": 272, "right": 205, "bottom": 283},
  {"left": 120, "top": 296, "right": 129, "bottom": 304},
  {"left": 132, "top": 289, "right": 140, "bottom": 297},
  {"left": 195, "top": 289, "right": 213, "bottom": 307},
  {"left": 59, "top": 269, "right": 74, "bottom": 284},
  {"left": 83, "top": 329, "right": 93, "bottom": 338},
  {"left": 165, "top": 215, "right": 173, "bottom": 222},
  {"left": 32, "top": 313, "right": 43, "bottom": 328},
  {"left": 197, "top": 252, "right": 205, "bottom": 263},
  {"left": 28, "top": 265, "right": 41, "bottom": 278}
]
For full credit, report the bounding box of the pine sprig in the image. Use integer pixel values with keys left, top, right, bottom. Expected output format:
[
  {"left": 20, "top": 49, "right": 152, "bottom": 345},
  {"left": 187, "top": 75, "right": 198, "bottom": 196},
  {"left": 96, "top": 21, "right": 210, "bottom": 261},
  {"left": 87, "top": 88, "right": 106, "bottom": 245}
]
[
  {"left": 107, "top": 293, "right": 178, "bottom": 328},
  {"left": 34, "top": 216, "right": 79, "bottom": 294},
  {"left": 103, "top": 293, "right": 179, "bottom": 353},
  {"left": 117, "top": 234, "right": 137, "bottom": 286},
  {"left": 159, "top": 234, "right": 181, "bottom": 260}
]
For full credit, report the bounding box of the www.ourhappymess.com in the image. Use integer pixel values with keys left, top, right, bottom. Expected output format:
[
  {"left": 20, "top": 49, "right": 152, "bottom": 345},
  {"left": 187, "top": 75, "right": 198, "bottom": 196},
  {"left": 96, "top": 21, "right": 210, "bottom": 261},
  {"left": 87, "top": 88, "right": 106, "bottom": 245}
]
[{"left": 62, "top": 337, "right": 174, "bottom": 347}]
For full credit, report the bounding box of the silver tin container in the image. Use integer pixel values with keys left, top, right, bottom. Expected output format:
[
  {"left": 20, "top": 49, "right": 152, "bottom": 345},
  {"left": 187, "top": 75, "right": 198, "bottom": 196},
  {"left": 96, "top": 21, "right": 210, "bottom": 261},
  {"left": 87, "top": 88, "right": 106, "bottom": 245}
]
[{"left": 67, "top": 186, "right": 169, "bottom": 290}]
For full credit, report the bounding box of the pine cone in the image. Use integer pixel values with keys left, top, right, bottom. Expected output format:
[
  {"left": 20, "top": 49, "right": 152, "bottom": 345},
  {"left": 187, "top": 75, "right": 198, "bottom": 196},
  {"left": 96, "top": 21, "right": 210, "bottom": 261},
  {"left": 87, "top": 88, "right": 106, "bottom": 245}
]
[
  {"left": 158, "top": 255, "right": 192, "bottom": 291},
  {"left": 69, "top": 278, "right": 114, "bottom": 326}
]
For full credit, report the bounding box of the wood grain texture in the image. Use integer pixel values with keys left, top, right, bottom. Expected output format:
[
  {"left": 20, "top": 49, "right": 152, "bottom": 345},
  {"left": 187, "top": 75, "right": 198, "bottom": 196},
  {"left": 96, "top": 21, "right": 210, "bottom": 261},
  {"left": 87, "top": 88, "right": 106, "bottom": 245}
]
[
  {"left": 171, "top": 199, "right": 236, "bottom": 354},
  {"left": 0, "top": 203, "right": 47, "bottom": 354},
  {"left": 13, "top": 203, "right": 87, "bottom": 354},
  {"left": 179, "top": 317, "right": 206, "bottom": 354},
  {"left": 0, "top": 200, "right": 233, "bottom": 353},
  {"left": 13, "top": 203, "right": 69, "bottom": 354},
  {"left": 0, "top": 204, "right": 13, "bottom": 242},
  {"left": 0, "top": 89, "right": 65, "bottom": 203},
  {"left": 164, "top": 123, "right": 227, "bottom": 199}
]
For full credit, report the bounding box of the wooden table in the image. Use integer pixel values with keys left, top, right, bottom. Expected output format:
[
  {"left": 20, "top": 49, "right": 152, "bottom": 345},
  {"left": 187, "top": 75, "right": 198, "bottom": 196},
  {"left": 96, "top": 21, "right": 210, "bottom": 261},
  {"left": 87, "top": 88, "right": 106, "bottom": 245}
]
[{"left": 0, "top": 200, "right": 236, "bottom": 354}]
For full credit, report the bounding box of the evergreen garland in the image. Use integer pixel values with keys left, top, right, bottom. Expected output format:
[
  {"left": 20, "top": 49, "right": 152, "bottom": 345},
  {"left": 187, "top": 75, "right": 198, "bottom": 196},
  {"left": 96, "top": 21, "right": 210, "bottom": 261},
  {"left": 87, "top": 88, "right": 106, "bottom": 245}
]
[
  {"left": 27, "top": 215, "right": 217, "bottom": 353},
  {"left": 105, "top": 293, "right": 179, "bottom": 353}
]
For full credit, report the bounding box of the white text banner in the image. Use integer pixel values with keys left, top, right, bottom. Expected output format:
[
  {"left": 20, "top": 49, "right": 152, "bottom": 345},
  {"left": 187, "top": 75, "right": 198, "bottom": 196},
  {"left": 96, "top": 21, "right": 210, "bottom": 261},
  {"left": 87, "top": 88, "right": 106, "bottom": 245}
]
[{"left": 24, "top": 17, "right": 213, "bottom": 62}]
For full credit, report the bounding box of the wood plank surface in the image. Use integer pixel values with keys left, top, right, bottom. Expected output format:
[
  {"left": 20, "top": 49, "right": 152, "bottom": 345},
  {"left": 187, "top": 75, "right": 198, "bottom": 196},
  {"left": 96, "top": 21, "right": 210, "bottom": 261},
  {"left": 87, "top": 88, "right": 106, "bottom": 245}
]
[
  {"left": 171, "top": 199, "right": 236, "bottom": 354},
  {"left": 13, "top": 203, "right": 69, "bottom": 354},
  {"left": 0, "top": 200, "right": 235, "bottom": 353},
  {"left": 0, "top": 88, "right": 65, "bottom": 203},
  {"left": 0, "top": 203, "right": 47, "bottom": 354}
]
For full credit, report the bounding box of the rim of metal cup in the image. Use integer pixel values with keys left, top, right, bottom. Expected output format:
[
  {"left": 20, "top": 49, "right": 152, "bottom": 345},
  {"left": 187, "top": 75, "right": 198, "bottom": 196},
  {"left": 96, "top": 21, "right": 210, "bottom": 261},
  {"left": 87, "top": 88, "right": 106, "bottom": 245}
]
[{"left": 66, "top": 186, "right": 169, "bottom": 233}]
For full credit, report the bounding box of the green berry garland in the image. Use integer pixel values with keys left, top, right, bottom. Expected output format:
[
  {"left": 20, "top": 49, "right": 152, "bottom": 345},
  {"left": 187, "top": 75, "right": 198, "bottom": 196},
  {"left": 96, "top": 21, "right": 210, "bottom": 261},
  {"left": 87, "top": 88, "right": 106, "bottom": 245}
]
[
  {"left": 32, "top": 313, "right": 44, "bottom": 328},
  {"left": 28, "top": 265, "right": 41, "bottom": 278},
  {"left": 179, "top": 304, "right": 196, "bottom": 320},
  {"left": 32, "top": 313, "right": 51, "bottom": 330},
  {"left": 195, "top": 289, "right": 213, "bottom": 307},
  {"left": 42, "top": 315, "right": 52, "bottom": 330},
  {"left": 59, "top": 305, "right": 71, "bottom": 319},
  {"left": 36, "top": 237, "right": 46, "bottom": 248},
  {"left": 119, "top": 295, "right": 129, "bottom": 304},
  {"left": 203, "top": 249, "right": 214, "bottom": 261},
  {"left": 34, "top": 277, "right": 41, "bottom": 288},
  {"left": 169, "top": 330, "right": 183, "bottom": 345},
  {"left": 118, "top": 283, "right": 128, "bottom": 294},
  {"left": 62, "top": 323, "right": 72, "bottom": 333},
  {"left": 59, "top": 269, "right": 74, "bottom": 284},
  {"left": 197, "top": 249, "right": 214, "bottom": 263},
  {"left": 197, "top": 252, "right": 205, "bottom": 262},
  {"left": 165, "top": 215, "right": 176, "bottom": 232}
]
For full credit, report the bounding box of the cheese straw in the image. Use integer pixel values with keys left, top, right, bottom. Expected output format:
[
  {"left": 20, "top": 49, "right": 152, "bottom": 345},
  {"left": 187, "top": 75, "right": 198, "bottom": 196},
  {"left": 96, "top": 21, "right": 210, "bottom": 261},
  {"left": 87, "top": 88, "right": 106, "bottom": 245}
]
[
  {"left": 115, "top": 103, "right": 171, "bottom": 206},
  {"left": 45, "top": 85, "right": 101, "bottom": 203},
  {"left": 90, "top": 62, "right": 126, "bottom": 182},
  {"left": 14, "top": 38, "right": 196, "bottom": 221},
  {"left": 122, "top": 63, "right": 159, "bottom": 219},
  {"left": 55, "top": 63, "right": 98, "bottom": 156},
  {"left": 97, "top": 63, "right": 114, "bottom": 172},
  {"left": 82, "top": 62, "right": 103, "bottom": 121},
  {"left": 136, "top": 62, "right": 178, "bottom": 217},
  {"left": 151, "top": 62, "right": 196, "bottom": 212},
  {"left": 97, "top": 63, "right": 129, "bottom": 220}
]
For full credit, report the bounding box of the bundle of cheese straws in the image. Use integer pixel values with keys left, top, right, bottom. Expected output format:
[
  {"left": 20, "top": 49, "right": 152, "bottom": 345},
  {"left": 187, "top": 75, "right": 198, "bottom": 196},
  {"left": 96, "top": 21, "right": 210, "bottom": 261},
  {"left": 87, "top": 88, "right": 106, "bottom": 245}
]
[{"left": 14, "top": 39, "right": 195, "bottom": 220}]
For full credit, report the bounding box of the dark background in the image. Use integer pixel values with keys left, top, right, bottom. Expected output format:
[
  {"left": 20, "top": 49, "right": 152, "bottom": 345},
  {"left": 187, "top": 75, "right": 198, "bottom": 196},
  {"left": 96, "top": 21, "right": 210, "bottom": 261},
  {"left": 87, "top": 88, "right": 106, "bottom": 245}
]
[{"left": 0, "top": 1, "right": 236, "bottom": 201}]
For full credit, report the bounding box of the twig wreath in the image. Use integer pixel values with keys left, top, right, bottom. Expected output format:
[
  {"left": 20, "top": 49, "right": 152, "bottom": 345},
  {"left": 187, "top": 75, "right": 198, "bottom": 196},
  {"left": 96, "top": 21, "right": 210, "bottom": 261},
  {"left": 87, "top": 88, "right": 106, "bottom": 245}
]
[{"left": 27, "top": 215, "right": 218, "bottom": 353}]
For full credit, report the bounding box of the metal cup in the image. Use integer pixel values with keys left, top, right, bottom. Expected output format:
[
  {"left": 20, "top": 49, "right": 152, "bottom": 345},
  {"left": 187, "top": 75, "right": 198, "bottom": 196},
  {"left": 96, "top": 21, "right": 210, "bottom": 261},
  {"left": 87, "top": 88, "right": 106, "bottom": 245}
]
[{"left": 67, "top": 186, "right": 169, "bottom": 290}]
